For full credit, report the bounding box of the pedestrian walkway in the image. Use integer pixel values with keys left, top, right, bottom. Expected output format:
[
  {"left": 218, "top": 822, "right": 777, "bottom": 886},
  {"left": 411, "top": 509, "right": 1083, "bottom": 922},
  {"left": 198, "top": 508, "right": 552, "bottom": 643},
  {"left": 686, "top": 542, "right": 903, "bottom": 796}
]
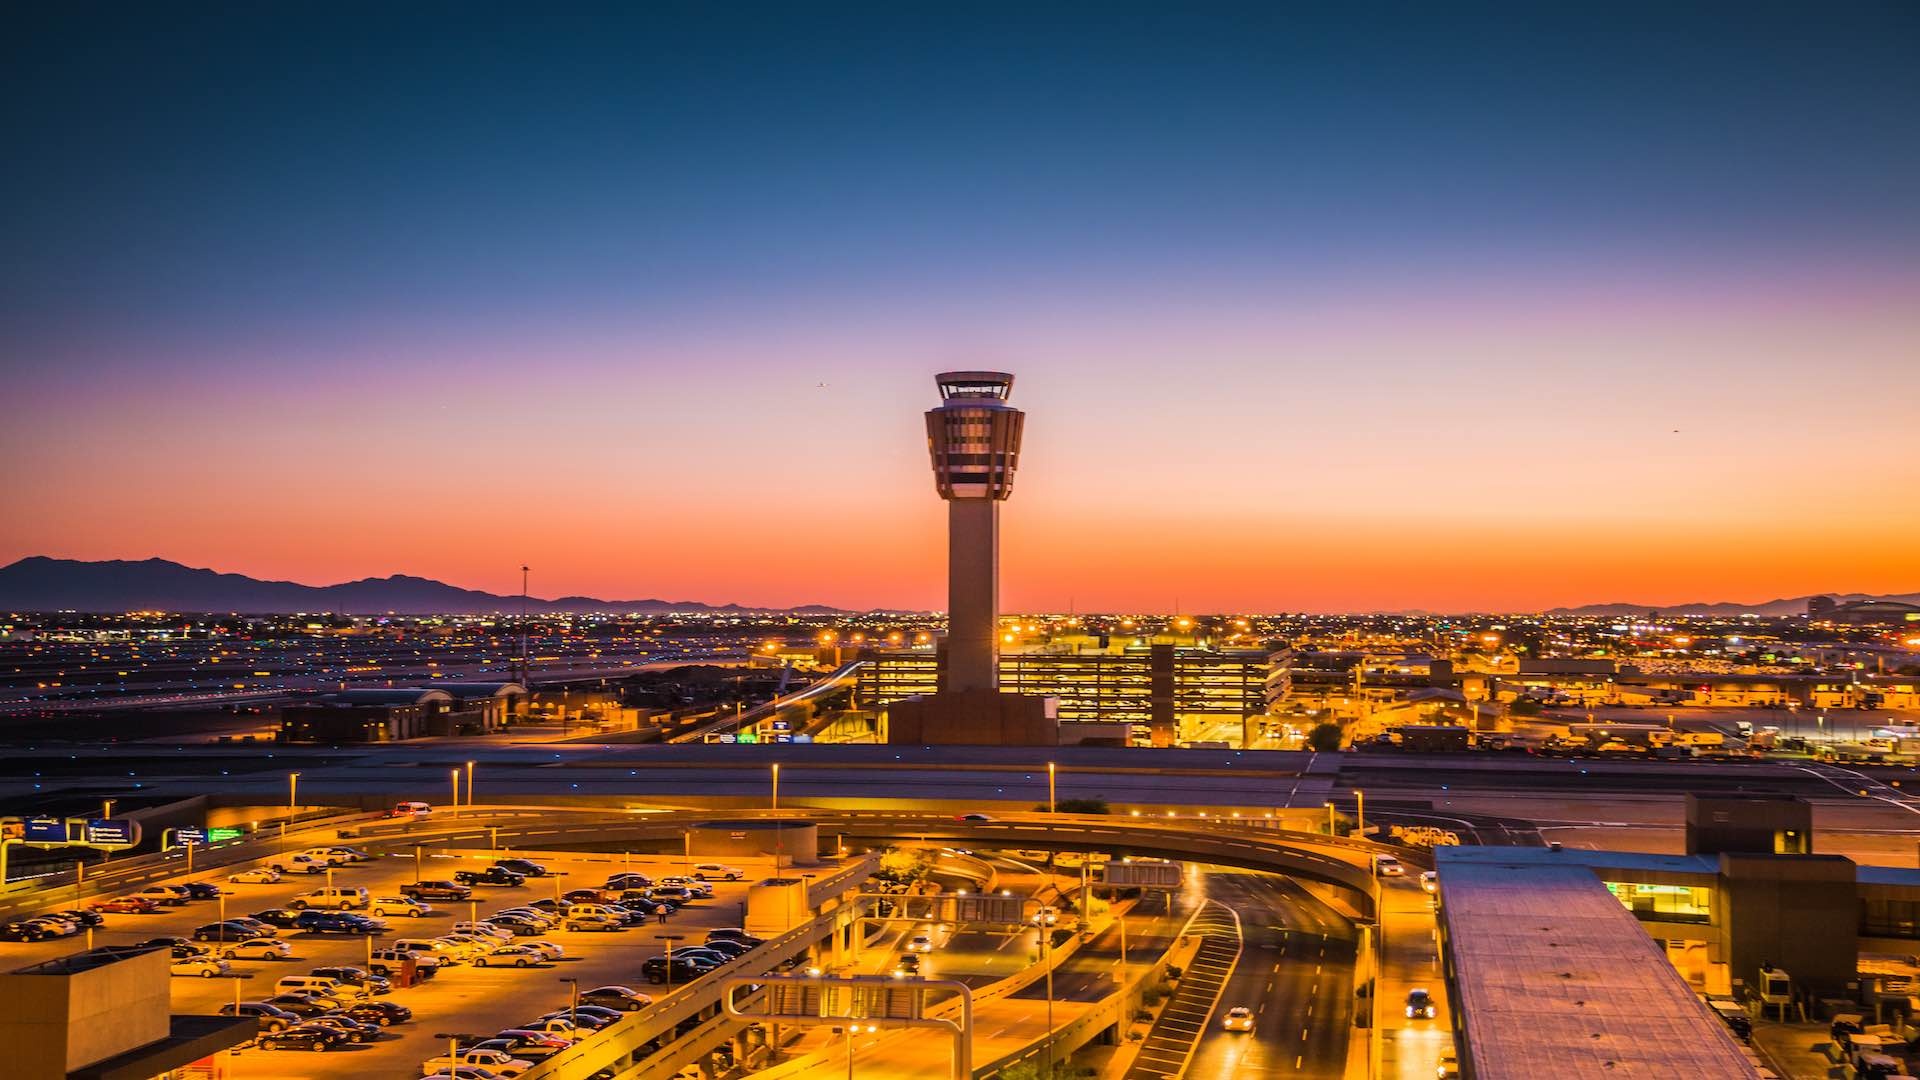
[{"left": 1122, "top": 902, "right": 1241, "bottom": 1080}]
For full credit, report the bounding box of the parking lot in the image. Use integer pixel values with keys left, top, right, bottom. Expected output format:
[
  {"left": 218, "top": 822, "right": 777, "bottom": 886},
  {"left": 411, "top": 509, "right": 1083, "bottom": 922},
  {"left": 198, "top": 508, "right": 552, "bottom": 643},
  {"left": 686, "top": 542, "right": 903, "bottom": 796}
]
[{"left": 3, "top": 846, "right": 767, "bottom": 1079}]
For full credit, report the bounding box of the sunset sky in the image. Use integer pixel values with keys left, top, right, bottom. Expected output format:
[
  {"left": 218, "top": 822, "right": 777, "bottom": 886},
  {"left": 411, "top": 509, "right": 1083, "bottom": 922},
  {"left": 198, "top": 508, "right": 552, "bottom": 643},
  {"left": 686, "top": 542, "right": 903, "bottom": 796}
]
[{"left": 4, "top": 5, "right": 1917, "bottom": 613}]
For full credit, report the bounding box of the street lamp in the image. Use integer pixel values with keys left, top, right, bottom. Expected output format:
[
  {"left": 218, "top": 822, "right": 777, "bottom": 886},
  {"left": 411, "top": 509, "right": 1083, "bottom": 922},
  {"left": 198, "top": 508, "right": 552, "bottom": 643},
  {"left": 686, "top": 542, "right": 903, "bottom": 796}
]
[
  {"left": 1047, "top": 762, "right": 1057, "bottom": 814},
  {"left": 466, "top": 761, "right": 476, "bottom": 807},
  {"left": 840, "top": 1022, "right": 876, "bottom": 1079},
  {"left": 771, "top": 763, "right": 780, "bottom": 811},
  {"left": 557, "top": 977, "right": 580, "bottom": 1029},
  {"left": 450, "top": 768, "right": 460, "bottom": 809},
  {"left": 655, "top": 934, "right": 685, "bottom": 991}
]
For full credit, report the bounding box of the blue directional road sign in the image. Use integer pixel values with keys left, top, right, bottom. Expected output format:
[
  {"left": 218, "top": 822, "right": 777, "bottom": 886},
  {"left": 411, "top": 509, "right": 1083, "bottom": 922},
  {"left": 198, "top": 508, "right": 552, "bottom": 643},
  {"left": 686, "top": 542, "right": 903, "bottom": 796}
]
[{"left": 22, "top": 816, "right": 65, "bottom": 844}]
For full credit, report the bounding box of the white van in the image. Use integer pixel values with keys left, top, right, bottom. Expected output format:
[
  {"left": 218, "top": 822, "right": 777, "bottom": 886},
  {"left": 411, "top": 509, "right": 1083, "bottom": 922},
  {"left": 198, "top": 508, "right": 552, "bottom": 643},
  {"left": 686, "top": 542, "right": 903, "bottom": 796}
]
[
  {"left": 274, "top": 974, "right": 367, "bottom": 1001},
  {"left": 298, "top": 847, "right": 353, "bottom": 866},
  {"left": 389, "top": 801, "right": 432, "bottom": 818},
  {"left": 292, "top": 885, "right": 369, "bottom": 910},
  {"left": 564, "top": 903, "right": 620, "bottom": 920}
]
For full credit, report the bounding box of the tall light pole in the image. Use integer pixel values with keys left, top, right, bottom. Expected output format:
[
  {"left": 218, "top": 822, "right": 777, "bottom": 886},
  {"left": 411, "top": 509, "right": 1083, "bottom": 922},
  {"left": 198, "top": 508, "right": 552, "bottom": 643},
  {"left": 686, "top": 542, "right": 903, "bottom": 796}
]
[
  {"left": 771, "top": 763, "right": 783, "bottom": 878},
  {"left": 519, "top": 565, "right": 531, "bottom": 687},
  {"left": 466, "top": 761, "right": 476, "bottom": 807},
  {"left": 450, "top": 768, "right": 460, "bottom": 809},
  {"left": 771, "top": 763, "right": 780, "bottom": 811},
  {"left": 558, "top": 977, "right": 579, "bottom": 1030},
  {"left": 1047, "top": 761, "right": 1057, "bottom": 814},
  {"left": 1355, "top": 789, "right": 1365, "bottom": 839}
]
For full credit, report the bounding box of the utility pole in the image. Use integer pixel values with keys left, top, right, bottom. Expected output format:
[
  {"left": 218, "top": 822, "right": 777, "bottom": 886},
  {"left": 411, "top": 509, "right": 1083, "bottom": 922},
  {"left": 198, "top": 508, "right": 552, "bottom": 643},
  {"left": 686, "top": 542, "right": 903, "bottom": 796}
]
[{"left": 519, "top": 565, "right": 531, "bottom": 687}]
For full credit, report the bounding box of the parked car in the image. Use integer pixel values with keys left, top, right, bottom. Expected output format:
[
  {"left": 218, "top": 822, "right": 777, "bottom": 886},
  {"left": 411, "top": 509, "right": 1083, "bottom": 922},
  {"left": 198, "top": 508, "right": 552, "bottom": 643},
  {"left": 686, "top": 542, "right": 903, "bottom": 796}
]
[
  {"left": 295, "top": 910, "right": 382, "bottom": 935},
  {"left": 345, "top": 999, "right": 415, "bottom": 1026},
  {"left": 171, "top": 955, "right": 231, "bottom": 978},
  {"left": 324, "top": 846, "right": 373, "bottom": 862},
  {"left": 276, "top": 974, "right": 369, "bottom": 1002},
  {"left": 496, "top": 1027, "right": 575, "bottom": 1049},
  {"left": 642, "top": 955, "right": 717, "bottom": 983},
  {"left": 699, "top": 939, "right": 750, "bottom": 960},
  {"left": 423, "top": 1049, "right": 533, "bottom": 1076},
  {"left": 270, "top": 854, "right": 330, "bottom": 875},
  {"left": 301, "top": 1014, "right": 381, "bottom": 1044},
  {"left": 219, "top": 1000, "right": 300, "bottom": 1032},
  {"left": 660, "top": 877, "right": 714, "bottom": 898},
  {"left": 454, "top": 920, "right": 514, "bottom": 941},
  {"left": 648, "top": 885, "right": 694, "bottom": 903},
  {"left": 256, "top": 1023, "right": 348, "bottom": 1052},
  {"left": 49, "top": 909, "right": 103, "bottom": 928},
  {"left": 536, "top": 1008, "right": 616, "bottom": 1031},
  {"left": 311, "top": 965, "right": 390, "bottom": 994},
  {"left": 690, "top": 863, "right": 744, "bottom": 881},
  {"left": 456, "top": 867, "right": 526, "bottom": 887},
  {"left": 220, "top": 938, "right": 293, "bottom": 961},
  {"left": 134, "top": 886, "right": 190, "bottom": 906},
  {"left": 229, "top": 867, "right": 283, "bottom": 885},
  {"left": 484, "top": 914, "right": 545, "bottom": 936},
  {"left": 705, "top": 928, "right": 764, "bottom": 948},
  {"left": 522, "top": 940, "right": 566, "bottom": 962},
  {"left": 182, "top": 882, "right": 224, "bottom": 900},
  {"left": 372, "top": 895, "right": 432, "bottom": 918},
  {"left": 291, "top": 886, "right": 370, "bottom": 910},
  {"left": 368, "top": 949, "right": 441, "bottom": 979},
  {"left": 562, "top": 913, "right": 621, "bottom": 933},
  {"left": 514, "top": 1018, "right": 582, "bottom": 1038},
  {"left": 603, "top": 872, "right": 653, "bottom": 891},
  {"left": 260, "top": 993, "right": 337, "bottom": 1018},
  {"left": 90, "top": 896, "right": 160, "bottom": 915},
  {"left": 251, "top": 908, "right": 306, "bottom": 929},
  {"left": 402, "top": 880, "right": 472, "bottom": 901},
  {"left": 194, "top": 921, "right": 270, "bottom": 942},
  {"left": 580, "top": 985, "right": 653, "bottom": 1011},
  {"left": 493, "top": 859, "right": 549, "bottom": 878},
  {"left": 473, "top": 944, "right": 549, "bottom": 968},
  {"left": 473, "top": 1035, "right": 565, "bottom": 1060}
]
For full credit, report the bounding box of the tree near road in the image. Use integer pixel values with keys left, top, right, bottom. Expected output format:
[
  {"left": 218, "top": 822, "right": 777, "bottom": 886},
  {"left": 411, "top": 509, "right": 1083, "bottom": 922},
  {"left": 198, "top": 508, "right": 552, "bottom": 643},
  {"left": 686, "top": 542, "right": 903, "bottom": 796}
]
[{"left": 1307, "top": 722, "right": 1343, "bottom": 752}]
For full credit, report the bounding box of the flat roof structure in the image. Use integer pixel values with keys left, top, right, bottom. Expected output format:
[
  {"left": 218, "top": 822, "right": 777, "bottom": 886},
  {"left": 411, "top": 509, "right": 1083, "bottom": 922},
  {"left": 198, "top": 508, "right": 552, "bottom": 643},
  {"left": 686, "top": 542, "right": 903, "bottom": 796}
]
[{"left": 1436, "top": 852, "right": 1758, "bottom": 1078}]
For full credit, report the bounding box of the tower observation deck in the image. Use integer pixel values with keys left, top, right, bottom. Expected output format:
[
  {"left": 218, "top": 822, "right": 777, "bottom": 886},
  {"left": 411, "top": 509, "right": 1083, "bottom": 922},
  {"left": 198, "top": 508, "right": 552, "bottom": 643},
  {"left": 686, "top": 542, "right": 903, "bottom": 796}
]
[{"left": 926, "top": 371, "right": 1025, "bottom": 694}]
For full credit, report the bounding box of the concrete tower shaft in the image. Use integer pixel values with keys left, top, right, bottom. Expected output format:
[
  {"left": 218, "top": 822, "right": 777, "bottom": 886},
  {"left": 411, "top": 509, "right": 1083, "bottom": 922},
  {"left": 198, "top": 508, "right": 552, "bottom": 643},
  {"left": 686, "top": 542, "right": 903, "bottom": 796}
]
[{"left": 926, "top": 371, "right": 1025, "bottom": 693}]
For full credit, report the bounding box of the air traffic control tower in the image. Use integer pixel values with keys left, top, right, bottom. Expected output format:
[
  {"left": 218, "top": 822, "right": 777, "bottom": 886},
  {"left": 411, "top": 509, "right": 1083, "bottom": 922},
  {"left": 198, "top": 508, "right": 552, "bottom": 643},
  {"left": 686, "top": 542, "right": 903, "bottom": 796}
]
[
  {"left": 926, "top": 371, "right": 1024, "bottom": 692},
  {"left": 887, "top": 372, "right": 1057, "bottom": 745}
]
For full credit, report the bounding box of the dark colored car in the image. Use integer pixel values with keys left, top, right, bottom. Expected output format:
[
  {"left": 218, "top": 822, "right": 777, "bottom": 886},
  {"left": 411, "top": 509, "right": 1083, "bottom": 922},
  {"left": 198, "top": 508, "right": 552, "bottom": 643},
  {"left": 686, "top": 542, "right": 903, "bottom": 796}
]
[
  {"left": 51, "top": 909, "right": 104, "bottom": 927},
  {"left": 303, "top": 1014, "right": 380, "bottom": 1043},
  {"left": 538, "top": 1007, "right": 617, "bottom": 1030},
  {"left": 483, "top": 914, "right": 544, "bottom": 936},
  {"left": 401, "top": 880, "right": 472, "bottom": 901},
  {"left": 182, "top": 882, "right": 223, "bottom": 900},
  {"left": 256, "top": 1023, "right": 348, "bottom": 1052},
  {"left": 706, "top": 928, "right": 764, "bottom": 948},
  {"left": 494, "top": 859, "right": 550, "bottom": 878},
  {"left": 0, "top": 922, "right": 54, "bottom": 942},
  {"left": 312, "top": 965, "right": 392, "bottom": 994},
  {"left": 604, "top": 873, "right": 653, "bottom": 891},
  {"left": 88, "top": 897, "right": 160, "bottom": 915},
  {"left": 136, "top": 936, "right": 197, "bottom": 951},
  {"left": 251, "top": 908, "right": 306, "bottom": 929},
  {"left": 455, "top": 867, "right": 527, "bottom": 887},
  {"left": 473, "top": 1036, "right": 563, "bottom": 1060},
  {"left": 642, "top": 955, "right": 717, "bottom": 984},
  {"left": 526, "top": 898, "right": 571, "bottom": 916},
  {"left": 580, "top": 985, "right": 652, "bottom": 1012},
  {"left": 616, "top": 895, "right": 662, "bottom": 915},
  {"left": 699, "top": 939, "right": 750, "bottom": 960},
  {"left": 262, "top": 994, "right": 336, "bottom": 1018},
  {"left": 670, "top": 947, "right": 734, "bottom": 966},
  {"left": 295, "top": 910, "right": 378, "bottom": 934},
  {"left": 345, "top": 999, "right": 415, "bottom": 1027},
  {"left": 219, "top": 1001, "right": 300, "bottom": 1033},
  {"left": 193, "top": 921, "right": 262, "bottom": 942}
]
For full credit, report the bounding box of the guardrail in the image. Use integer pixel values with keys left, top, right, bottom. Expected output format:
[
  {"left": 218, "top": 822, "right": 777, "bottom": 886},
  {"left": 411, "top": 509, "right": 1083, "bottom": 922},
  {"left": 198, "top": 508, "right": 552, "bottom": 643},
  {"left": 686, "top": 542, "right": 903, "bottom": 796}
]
[{"left": 514, "top": 855, "right": 879, "bottom": 1080}]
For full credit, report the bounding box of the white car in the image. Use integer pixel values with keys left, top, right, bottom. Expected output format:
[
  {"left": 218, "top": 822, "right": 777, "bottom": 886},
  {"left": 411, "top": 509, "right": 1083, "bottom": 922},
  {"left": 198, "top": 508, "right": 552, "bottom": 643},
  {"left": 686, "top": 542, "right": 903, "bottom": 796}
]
[
  {"left": 690, "top": 863, "right": 743, "bottom": 881},
  {"left": 422, "top": 1048, "right": 532, "bottom": 1077},
  {"left": 660, "top": 877, "right": 714, "bottom": 898},
  {"left": 454, "top": 921, "right": 514, "bottom": 941},
  {"left": 219, "top": 938, "right": 293, "bottom": 961},
  {"left": 1222, "top": 1005, "right": 1254, "bottom": 1032},
  {"left": 523, "top": 940, "right": 566, "bottom": 962},
  {"left": 907, "top": 934, "right": 934, "bottom": 953},
  {"left": 1374, "top": 855, "right": 1405, "bottom": 877},
  {"left": 473, "top": 944, "right": 549, "bottom": 968},
  {"left": 373, "top": 896, "right": 432, "bottom": 918},
  {"left": 228, "top": 867, "right": 283, "bottom": 885},
  {"left": 1420, "top": 871, "right": 1438, "bottom": 894},
  {"left": 171, "top": 956, "right": 232, "bottom": 978},
  {"left": 563, "top": 914, "right": 621, "bottom": 933},
  {"left": 1031, "top": 906, "right": 1060, "bottom": 926}
]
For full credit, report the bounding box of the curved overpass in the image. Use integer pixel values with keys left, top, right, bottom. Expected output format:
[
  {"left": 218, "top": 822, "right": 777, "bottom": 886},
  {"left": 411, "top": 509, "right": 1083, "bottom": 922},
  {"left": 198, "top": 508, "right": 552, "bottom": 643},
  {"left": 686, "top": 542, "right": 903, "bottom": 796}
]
[{"left": 348, "top": 806, "right": 1384, "bottom": 916}]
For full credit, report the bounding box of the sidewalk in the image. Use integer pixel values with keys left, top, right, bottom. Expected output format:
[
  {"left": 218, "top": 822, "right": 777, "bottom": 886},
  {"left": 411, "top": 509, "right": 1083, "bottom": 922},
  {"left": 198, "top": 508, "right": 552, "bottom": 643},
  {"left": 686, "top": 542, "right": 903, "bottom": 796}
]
[{"left": 1751, "top": 1021, "right": 1849, "bottom": 1079}]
